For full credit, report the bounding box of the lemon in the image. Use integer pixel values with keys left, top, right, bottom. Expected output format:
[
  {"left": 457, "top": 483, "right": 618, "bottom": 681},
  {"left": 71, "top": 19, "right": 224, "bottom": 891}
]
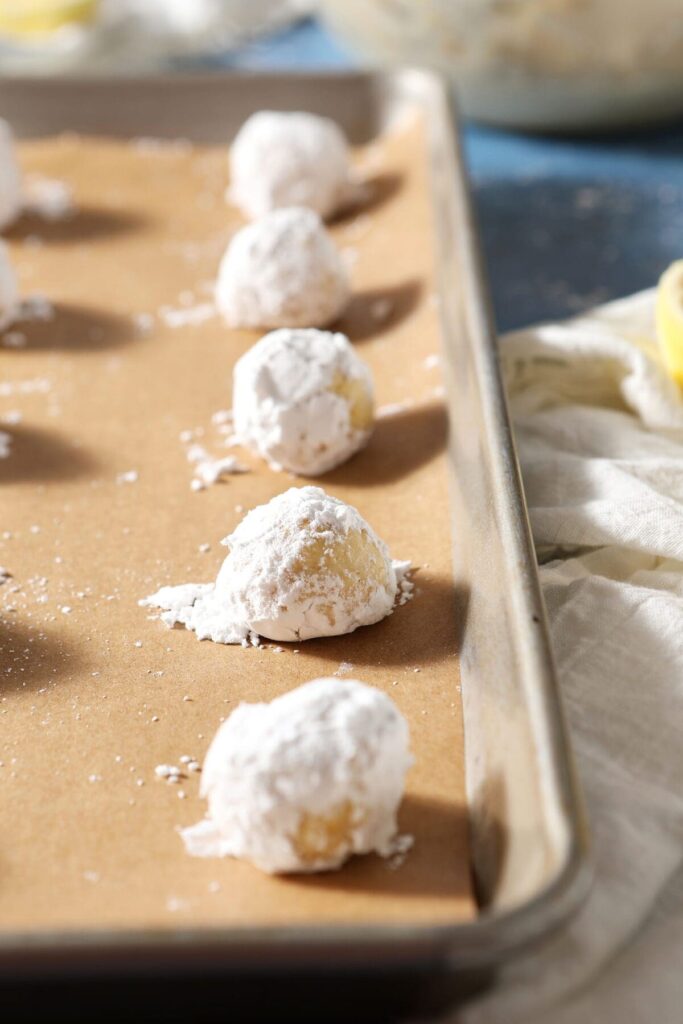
[
  {"left": 656, "top": 260, "right": 683, "bottom": 385},
  {"left": 0, "top": 0, "right": 98, "bottom": 38}
]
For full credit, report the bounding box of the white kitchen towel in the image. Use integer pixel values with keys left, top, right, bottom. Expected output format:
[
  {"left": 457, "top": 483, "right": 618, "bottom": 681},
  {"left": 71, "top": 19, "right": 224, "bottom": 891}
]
[{"left": 462, "top": 289, "right": 683, "bottom": 1024}]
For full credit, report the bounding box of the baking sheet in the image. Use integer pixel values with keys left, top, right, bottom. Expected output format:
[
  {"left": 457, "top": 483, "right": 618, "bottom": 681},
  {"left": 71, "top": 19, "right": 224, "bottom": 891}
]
[{"left": 0, "top": 113, "right": 475, "bottom": 932}]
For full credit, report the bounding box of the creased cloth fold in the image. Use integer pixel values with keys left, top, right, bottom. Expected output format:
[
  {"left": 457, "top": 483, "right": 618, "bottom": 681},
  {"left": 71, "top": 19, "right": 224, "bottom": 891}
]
[{"left": 463, "top": 290, "right": 683, "bottom": 1024}]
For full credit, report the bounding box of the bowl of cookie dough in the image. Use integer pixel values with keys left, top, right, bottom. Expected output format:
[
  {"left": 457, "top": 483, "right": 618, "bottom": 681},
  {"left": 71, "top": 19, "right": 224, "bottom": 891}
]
[{"left": 320, "top": 0, "right": 683, "bottom": 131}]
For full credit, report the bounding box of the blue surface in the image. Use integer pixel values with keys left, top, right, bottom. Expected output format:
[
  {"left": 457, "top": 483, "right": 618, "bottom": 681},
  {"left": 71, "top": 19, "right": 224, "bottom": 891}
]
[{"left": 224, "top": 18, "right": 683, "bottom": 332}]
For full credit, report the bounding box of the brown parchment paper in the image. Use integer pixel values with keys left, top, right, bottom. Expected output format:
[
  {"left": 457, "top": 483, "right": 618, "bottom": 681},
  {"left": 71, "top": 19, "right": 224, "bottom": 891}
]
[{"left": 0, "top": 115, "right": 474, "bottom": 933}]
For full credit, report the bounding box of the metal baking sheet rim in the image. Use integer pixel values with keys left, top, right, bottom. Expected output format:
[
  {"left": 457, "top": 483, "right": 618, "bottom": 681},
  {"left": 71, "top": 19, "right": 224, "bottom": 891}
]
[{"left": 0, "top": 69, "right": 591, "bottom": 975}]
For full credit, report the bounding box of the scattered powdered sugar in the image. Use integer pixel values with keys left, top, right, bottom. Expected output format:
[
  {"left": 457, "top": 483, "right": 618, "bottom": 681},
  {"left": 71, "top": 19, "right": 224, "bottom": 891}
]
[
  {"left": 376, "top": 400, "right": 413, "bottom": 419},
  {"left": 211, "top": 409, "right": 233, "bottom": 427},
  {"left": 166, "top": 896, "right": 191, "bottom": 913},
  {"left": 159, "top": 302, "right": 215, "bottom": 329},
  {"left": 215, "top": 207, "right": 350, "bottom": 330},
  {"left": 141, "top": 486, "right": 410, "bottom": 645},
  {"left": 387, "top": 832, "right": 415, "bottom": 870},
  {"left": 371, "top": 297, "right": 394, "bottom": 322},
  {"left": 229, "top": 111, "right": 352, "bottom": 221},
  {"left": 133, "top": 312, "right": 154, "bottom": 333},
  {"left": 19, "top": 294, "right": 55, "bottom": 323},
  {"left": 116, "top": 469, "right": 138, "bottom": 484},
  {"left": 396, "top": 562, "right": 415, "bottom": 606},
  {"left": 155, "top": 764, "right": 182, "bottom": 782},
  {"left": 2, "top": 330, "right": 26, "bottom": 348},
  {"left": 185, "top": 444, "right": 249, "bottom": 491},
  {"left": 0, "top": 431, "right": 10, "bottom": 458},
  {"left": 0, "top": 377, "right": 51, "bottom": 397},
  {"left": 423, "top": 354, "right": 440, "bottom": 370},
  {"left": 23, "top": 176, "right": 74, "bottom": 221},
  {"left": 232, "top": 328, "right": 374, "bottom": 475},
  {"left": 181, "top": 677, "right": 413, "bottom": 874}
]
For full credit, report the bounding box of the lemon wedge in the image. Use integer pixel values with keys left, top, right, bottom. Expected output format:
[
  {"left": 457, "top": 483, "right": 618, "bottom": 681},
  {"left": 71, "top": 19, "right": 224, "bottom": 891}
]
[
  {"left": 656, "top": 259, "right": 683, "bottom": 385},
  {"left": 0, "top": 0, "right": 98, "bottom": 38}
]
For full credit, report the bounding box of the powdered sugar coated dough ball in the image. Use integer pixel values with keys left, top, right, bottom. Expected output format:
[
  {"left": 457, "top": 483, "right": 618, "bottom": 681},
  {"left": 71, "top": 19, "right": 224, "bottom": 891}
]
[
  {"left": 229, "top": 111, "right": 351, "bottom": 221},
  {"left": 233, "top": 328, "right": 374, "bottom": 475},
  {"left": 141, "top": 486, "right": 408, "bottom": 645},
  {"left": 182, "top": 677, "right": 412, "bottom": 873},
  {"left": 0, "top": 242, "right": 19, "bottom": 329},
  {"left": 215, "top": 207, "right": 350, "bottom": 330},
  {"left": 214, "top": 486, "right": 399, "bottom": 642},
  {"left": 0, "top": 120, "right": 21, "bottom": 232}
]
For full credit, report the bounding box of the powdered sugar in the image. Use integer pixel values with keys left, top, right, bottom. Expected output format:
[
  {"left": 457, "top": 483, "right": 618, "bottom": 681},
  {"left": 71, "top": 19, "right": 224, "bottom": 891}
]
[
  {"left": 232, "top": 328, "right": 374, "bottom": 475},
  {"left": 181, "top": 677, "right": 412, "bottom": 874},
  {"left": 229, "top": 111, "right": 352, "bottom": 221},
  {"left": 215, "top": 207, "right": 350, "bottom": 330},
  {"left": 2, "top": 330, "right": 25, "bottom": 348},
  {"left": 19, "top": 294, "right": 54, "bottom": 324},
  {"left": 23, "top": 176, "right": 73, "bottom": 221},
  {"left": 141, "top": 486, "right": 409, "bottom": 645},
  {"left": 0, "top": 377, "right": 51, "bottom": 397},
  {"left": 159, "top": 302, "right": 215, "bottom": 329},
  {"left": 185, "top": 444, "right": 249, "bottom": 490}
]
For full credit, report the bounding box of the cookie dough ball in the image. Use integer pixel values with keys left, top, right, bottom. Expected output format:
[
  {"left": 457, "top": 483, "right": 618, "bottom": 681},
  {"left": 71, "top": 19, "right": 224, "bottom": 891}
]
[
  {"left": 214, "top": 485, "right": 400, "bottom": 641},
  {"left": 215, "top": 207, "right": 350, "bottom": 330},
  {"left": 0, "top": 120, "right": 22, "bottom": 232},
  {"left": 182, "top": 677, "right": 412, "bottom": 873},
  {"left": 229, "top": 111, "right": 351, "bottom": 221},
  {"left": 233, "top": 328, "right": 374, "bottom": 475},
  {"left": 141, "top": 486, "right": 408, "bottom": 645},
  {"left": 0, "top": 242, "right": 19, "bottom": 329}
]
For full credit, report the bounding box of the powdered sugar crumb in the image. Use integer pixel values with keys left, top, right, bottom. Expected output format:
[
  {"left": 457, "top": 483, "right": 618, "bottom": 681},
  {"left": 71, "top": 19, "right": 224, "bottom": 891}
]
[
  {"left": 387, "top": 832, "right": 415, "bottom": 869},
  {"left": 211, "top": 409, "right": 233, "bottom": 427},
  {"left": 116, "top": 469, "right": 138, "bottom": 484},
  {"left": 371, "top": 298, "right": 394, "bottom": 322},
  {"left": 19, "top": 294, "right": 54, "bottom": 323},
  {"left": 0, "top": 376, "right": 51, "bottom": 397},
  {"left": 23, "top": 176, "right": 74, "bottom": 221},
  {"left": 376, "top": 401, "right": 412, "bottom": 419},
  {"left": 133, "top": 312, "right": 154, "bottom": 333},
  {"left": 166, "top": 896, "right": 191, "bottom": 913},
  {"left": 2, "top": 331, "right": 26, "bottom": 349},
  {"left": 185, "top": 444, "right": 249, "bottom": 490},
  {"left": 394, "top": 561, "right": 414, "bottom": 606},
  {"left": 159, "top": 302, "right": 215, "bottom": 329}
]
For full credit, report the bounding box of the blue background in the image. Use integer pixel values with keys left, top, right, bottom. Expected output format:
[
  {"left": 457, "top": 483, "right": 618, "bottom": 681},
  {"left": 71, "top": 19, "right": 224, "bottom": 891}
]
[{"left": 214, "top": 17, "right": 683, "bottom": 332}]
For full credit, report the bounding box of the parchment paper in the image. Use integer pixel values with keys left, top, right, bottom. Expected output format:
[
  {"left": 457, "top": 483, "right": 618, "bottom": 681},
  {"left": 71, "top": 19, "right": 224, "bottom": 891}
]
[{"left": 0, "top": 116, "right": 474, "bottom": 932}]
